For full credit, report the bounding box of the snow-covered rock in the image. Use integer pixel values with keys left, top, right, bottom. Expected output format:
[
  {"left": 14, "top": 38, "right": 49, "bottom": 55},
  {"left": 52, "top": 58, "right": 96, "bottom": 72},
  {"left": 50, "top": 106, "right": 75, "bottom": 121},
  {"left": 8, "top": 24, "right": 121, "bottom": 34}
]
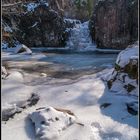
[
  {"left": 29, "top": 107, "right": 76, "bottom": 140},
  {"left": 2, "top": 66, "right": 9, "bottom": 79},
  {"left": 116, "top": 41, "right": 138, "bottom": 68},
  {"left": 14, "top": 44, "right": 32, "bottom": 55},
  {"left": 104, "top": 42, "right": 138, "bottom": 115},
  {"left": 26, "top": 3, "right": 39, "bottom": 12},
  {"left": 2, "top": 93, "right": 39, "bottom": 121},
  {"left": 7, "top": 71, "right": 24, "bottom": 83}
]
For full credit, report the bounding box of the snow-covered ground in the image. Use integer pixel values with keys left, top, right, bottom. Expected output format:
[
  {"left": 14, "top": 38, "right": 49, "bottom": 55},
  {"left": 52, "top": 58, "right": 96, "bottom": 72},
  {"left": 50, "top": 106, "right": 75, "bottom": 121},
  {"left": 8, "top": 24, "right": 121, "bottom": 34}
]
[{"left": 1, "top": 55, "right": 138, "bottom": 140}]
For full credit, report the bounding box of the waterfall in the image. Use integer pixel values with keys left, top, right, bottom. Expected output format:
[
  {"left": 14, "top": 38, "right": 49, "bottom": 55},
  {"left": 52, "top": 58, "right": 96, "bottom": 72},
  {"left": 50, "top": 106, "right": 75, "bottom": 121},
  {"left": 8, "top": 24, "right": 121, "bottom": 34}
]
[{"left": 66, "top": 20, "right": 96, "bottom": 51}]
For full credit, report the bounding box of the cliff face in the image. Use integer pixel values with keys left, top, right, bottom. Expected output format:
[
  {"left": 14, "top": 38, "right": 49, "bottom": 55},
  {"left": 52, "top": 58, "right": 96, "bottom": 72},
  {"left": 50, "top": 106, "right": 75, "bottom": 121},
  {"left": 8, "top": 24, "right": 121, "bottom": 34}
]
[
  {"left": 2, "top": 0, "right": 95, "bottom": 48},
  {"left": 2, "top": 1, "right": 69, "bottom": 48},
  {"left": 89, "top": 0, "right": 138, "bottom": 49}
]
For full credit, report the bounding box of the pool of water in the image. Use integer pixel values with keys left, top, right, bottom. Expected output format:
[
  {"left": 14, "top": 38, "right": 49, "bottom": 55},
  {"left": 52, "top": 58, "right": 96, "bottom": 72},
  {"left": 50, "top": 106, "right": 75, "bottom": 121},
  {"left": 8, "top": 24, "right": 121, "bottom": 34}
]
[
  {"left": 4, "top": 50, "right": 118, "bottom": 81},
  {"left": 40, "top": 51, "right": 118, "bottom": 70}
]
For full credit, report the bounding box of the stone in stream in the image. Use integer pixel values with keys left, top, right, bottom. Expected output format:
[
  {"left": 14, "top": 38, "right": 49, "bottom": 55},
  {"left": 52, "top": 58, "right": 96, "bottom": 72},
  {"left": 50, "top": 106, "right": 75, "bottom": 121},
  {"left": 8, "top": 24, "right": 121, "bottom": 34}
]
[{"left": 14, "top": 44, "right": 32, "bottom": 55}]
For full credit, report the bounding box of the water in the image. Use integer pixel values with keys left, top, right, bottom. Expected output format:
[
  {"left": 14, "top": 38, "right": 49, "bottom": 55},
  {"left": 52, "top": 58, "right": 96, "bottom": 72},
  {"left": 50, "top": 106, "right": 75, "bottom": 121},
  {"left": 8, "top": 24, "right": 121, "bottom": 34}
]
[{"left": 41, "top": 52, "right": 117, "bottom": 71}]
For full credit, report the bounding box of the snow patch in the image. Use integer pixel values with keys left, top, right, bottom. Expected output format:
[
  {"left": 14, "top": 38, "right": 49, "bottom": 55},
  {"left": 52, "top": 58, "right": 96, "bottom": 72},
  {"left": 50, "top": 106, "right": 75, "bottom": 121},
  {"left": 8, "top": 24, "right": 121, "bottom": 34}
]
[
  {"left": 116, "top": 42, "right": 139, "bottom": 68},
  {"left": 26, "top": 3, "right": 39, "bottom": 12}
]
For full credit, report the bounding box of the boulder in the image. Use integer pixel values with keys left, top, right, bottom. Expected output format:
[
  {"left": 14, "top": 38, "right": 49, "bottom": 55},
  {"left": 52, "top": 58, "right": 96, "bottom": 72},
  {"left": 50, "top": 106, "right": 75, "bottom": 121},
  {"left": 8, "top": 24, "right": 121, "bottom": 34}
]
[
  {"left": 102, "top": 42, "right": 138, "bottom": 115},
  {"left": 29, "top": 106, "right": 76, "bottom": 140},
  {"left": 106, "top": 42, "right": 138, "bottom": 95},
  {"left": 89, "top": 0, "right": 138, "bottom": 49},
  {"left": 14, "top": 44, "right": 32, "bottom": 54}
]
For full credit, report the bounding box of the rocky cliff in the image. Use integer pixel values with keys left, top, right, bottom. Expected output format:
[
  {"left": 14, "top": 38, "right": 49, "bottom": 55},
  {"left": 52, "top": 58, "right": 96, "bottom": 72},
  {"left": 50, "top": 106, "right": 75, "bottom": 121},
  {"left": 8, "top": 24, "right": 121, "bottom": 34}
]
[
  {"left": 89, "top": 0, "right": 138, "bottom": 49},
  {"left": 2, "top": 1, "right": 70, "bottom": 48},
  {"left": 2, "top": 0, "right": 95, "bottom": 48}
]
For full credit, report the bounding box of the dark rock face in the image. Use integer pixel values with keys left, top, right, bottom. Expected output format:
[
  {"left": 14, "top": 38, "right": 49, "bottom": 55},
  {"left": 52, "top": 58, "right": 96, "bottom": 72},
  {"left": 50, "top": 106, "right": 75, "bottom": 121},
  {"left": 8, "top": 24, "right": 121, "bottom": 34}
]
[
  {"left": 16, "top": 4, "right": 68, "bottom": 47},
  {"left": 89, "top": 0, "right": 138, "bottom": 49},
  {"left": 2, "top": 3, "right": 69, "bottom": 48}
]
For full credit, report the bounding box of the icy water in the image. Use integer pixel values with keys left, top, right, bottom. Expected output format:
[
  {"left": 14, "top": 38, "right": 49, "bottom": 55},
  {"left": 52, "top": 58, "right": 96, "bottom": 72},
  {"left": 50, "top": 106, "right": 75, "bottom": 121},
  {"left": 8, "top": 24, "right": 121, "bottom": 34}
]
[
  {"left": 41, "top": 51, "right": 118, "bottom": 70},
  {"left": 3, "top": 51, "right": 118, "bottom": 81}
]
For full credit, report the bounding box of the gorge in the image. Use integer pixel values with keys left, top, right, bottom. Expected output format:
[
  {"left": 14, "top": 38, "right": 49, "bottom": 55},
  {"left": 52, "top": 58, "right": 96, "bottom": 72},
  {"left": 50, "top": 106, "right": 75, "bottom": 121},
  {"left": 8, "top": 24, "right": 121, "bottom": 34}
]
[{"left": 1, "top": 0, "right": 139, "bottom": 140}]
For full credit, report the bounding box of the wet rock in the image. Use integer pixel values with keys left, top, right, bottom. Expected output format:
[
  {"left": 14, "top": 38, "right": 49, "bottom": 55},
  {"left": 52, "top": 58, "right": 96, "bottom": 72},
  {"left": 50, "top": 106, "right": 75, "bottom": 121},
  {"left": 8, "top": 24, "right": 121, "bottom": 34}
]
[
  {"left": 126, "top": 102, "right": 138, "bottom": 115},
  {"left": 100, "top": 103, "right": 112, "bottom": 109},
  {"left": 89, "top": 0, "right": 138, "bottom": 49}
]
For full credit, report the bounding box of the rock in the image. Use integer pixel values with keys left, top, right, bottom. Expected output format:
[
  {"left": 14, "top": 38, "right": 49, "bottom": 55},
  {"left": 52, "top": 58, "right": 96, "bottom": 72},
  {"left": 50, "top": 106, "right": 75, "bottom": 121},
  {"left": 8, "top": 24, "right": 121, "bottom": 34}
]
[
  {"left": 89, "top": 0, "right": 138, "bottom": 49},
  {"left": 27, "top": 93, "right": 40, "bottom": 106},
  {"left": 2, "top": 2, "right": 69, "bottom": 48},
  {"left": 14, "top": 44, "right": 32, "bottom": 54},
  {"left": 2, "top": 66, "right": 9, "bottom": 79},
  {"left": 2, "top": 104, "right": 23, "bottom": 121},
  {"left": 126, "top": 102, "right": 138, "bottom": 115},
  {"left": 100, "top": 103, "right": 111, "bottom": 109},
  {"left": 2, "top": 93, "right": 39, "bottom": 121},
  {"left": 106, "top": 42, "right": 138, "bottom": 96},
  {"left": 29, "top": 106, "right": 76, "bottom": 140}
]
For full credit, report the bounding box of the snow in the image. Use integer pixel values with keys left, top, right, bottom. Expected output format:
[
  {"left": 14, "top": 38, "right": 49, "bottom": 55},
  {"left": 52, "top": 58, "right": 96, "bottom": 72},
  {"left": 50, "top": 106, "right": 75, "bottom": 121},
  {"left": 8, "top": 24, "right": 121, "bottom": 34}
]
[
  {"left": 2, "top": 42, "right": 9, "bottom": 49},
  {"left": 1, "top": 67, "right": 138, "bottom": 140},
  {"left": 1, "top": 70, "right": 33, "bottom": 107},
  {"left": 29, "top": 107, "right": 76, "bottom": 139},
  {"left": 116, "top": 42, "right": 139, "bottom": 67},
  {"left": 26, "top": 3, "right": 39, "bottom": 12}
]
